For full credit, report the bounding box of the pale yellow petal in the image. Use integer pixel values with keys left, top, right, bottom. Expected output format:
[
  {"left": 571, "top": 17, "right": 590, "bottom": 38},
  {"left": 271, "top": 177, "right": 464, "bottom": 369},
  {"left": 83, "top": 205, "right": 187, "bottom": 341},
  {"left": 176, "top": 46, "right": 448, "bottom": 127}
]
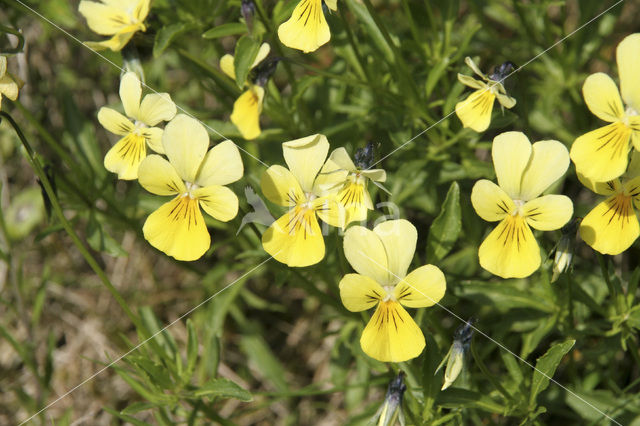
[
  {"left": 278, "top": 0, "right": 330, "bottom": 53},
  {"left": 134, "top": 0, "right": 150, "bottom": 22},
  {"left": 195, "top": 140, "right": 243, "bottom": 187},
  {"left": 334, "top": 181, "right": 370, "bottom": 225},
  {"left": 143, "top": 196, "right": 210, "bottom": 261},
  {"left": 313, "top": 195, "right": 346, "bottom": 229},
  {"left": 141, "top": 127, "right": 164, "bottom": 153},
  {"left": 0, "top": 75, "right": 19, "bottom": 101},
  {"left": 78, "top": 1, "right": 127, "bottom": 35},
  {"left": 580, "top": 194, "right": 639, "bottom": 255},
  {"left": 194, "top": 185, "right": 239, "bottom": 222},
  {"left": 617, "top": 33, "right": 640, "bottom": 111},
  {"left": 138, "top": 154, "right": 186, "bottom": 196},
  {"left": 360, "top": 301, "right": 425, "bottom": 363},
  {"left": 120, "top": 71, "right": 141, "bottom": 119},
  {"left": 519, "top": 140, "right": 570, "bottom": 201},
  {"left": 455, "top": 89, "right": 495, "bottom": 132},
  {"left": 373, "top": 219, "right": 417, "bottom": 282},
  {"left": 478, "top": 216, "right": 540, "bottom": 279},
  {"left": 471, "top": 179, "right": 515, "bottom": 222},
  {"left": 283, "top": 134, "right": 329, "bottom": 193},
  {"left": 628, "top": 148, "right": 640, "bottom": 180},
  {"left": 138, "top": 93, "right": 177, "bottom": 126},
  {"left": 324, "top": 0, "right": 337, "bottom": 10},
  {"left": 328, "top": 147, "right": 356, "bottom": 171},
  {"left": 85, "top": 29, "right": 138, "bottom": 52},
  {"left": 360, "top": 169, "right": 386, "bottom": 182},
  {"left": 343, "top": 225, "right": 390, "bottom": 285},
  {"left": 496, "top": 92, "right": 516, "bottom": 109},
  {"left": 230, "top": 86, "right": 264, "bottom": 140},
  {"left": 576, "top": 172, "right": 619, "bottom": 196},
  {"left": 465, "top": 57, "right": 487, "bottom": 80},
  {"left": 97, "top": 107, "right": 134, "bottom": 136},
  {"left": 220, "top": 54, "right": 235, "bottom": 79},
  {"left": 339, "top": 273, "right": 385, "bottom": 312},
  {"left": 582, "top": 72, "right": 624, "bottom": 122},
  {"left": 457, "top": 74, "right": 485, "bottom": 90},
  {"left": 492, "top": 131, "right": 532, "bottom": 199},
  {"left": 523, "top": 195, "right": 573, "bottom": 231},
  {"left": 163, "top": 114, "right": 209, "bottom": 183},
  {"left": 0, "top": 57, "right": 6, "bottom": 77},
  {"left": 253, "top": 43, "right": 271, "bottom": 68},
  {"left": 570, "top": 122, "right": 631, "bottom": 183},
  {"left": 261, "top": 165, "right": 305, "bottom": 207},
  {"left": 103, "top": 133, "right": 146, "bottom": 180},
  {"left": 394, "top": 264, "right": 446, "bottom": 308},
  {"left": 261, "top": 208, "right": 325, "bottom": 267}
]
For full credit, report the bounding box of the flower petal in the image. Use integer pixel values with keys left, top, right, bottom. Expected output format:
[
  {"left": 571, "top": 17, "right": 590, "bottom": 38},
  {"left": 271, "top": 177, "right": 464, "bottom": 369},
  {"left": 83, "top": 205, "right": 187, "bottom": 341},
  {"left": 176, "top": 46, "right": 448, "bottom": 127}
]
[
  {"left": 360, "top": 301, "right": 425, "bottom": 363},
  {"left": 617, "top": 33, "right": 640, "bottom": 112},
  {"left": 373, "top": 219, "right": 417, "bottom": 283},
  {"left": 523, "top": 195, "right": 573, "bottom": 231},
  {"left": 220, "top": 54, "right": 235, "bottom": 79},
  {"left": 0, "top": 75, "right": 19, "bottom": 101},
  {"left": 143, "top": 195, "right": 210, "bottom": 261},
  {"left": 138, "top": 93, "right": 177, "bottom": 126},
  {"left": 492, "top": 131, "right": 532, "bottom": 200},
  {"left": 313, "top": 195, "right": 346, "bottom": 229},
  {"left": 253, "top": 43, "right": 271, "bottom": 68},
  {"left": 457, "top": 73, "right": 485, "bottom": 90},
  {"left": 343, "top": 225, "right": 390, "bottom": 285},
  {"left": 334, "top": 181, "right": 370, "bottom": 225},
  {"left": 103, "top": 133, "right": 146, "bottom": 180},
  {"left": 576, "top": 172, "right": 619, "bottom": 196},
  {"left": 582, "top": 72, "right": 624, "bottom": 122},
  {"left": 195, "top": 140, "right": 244, "bottom": 187},
  {"left": 97, "top": 107, "right": 135, "bottom": 136},
  {"left": 496, "top": 92, "right": 516, "bottom": 109},
  {"left": 580, "top": 194, "right": 639, "bottom": 255},
  {"left": 120, "top": 71, "right": 141, "bottom": 118},
  {"left": 194, "top": 185, "right": 239, "bottom": 222},
  {"left": 138, "top": 154, "right": 186, "bottom": 196},
  {"left": 328, "top": 147, "right": 356, "bottom": 172},
  {"left": 394, "top": 264, "right": 446, "bottom": 308},
  {"left": 519, "top": 140, "right": 570, "bottom": 201},
  {"left": 283, "top": 134, "right": 329, "bottom": 193},
  {"left": 277, "top": 0, "right": 331, "bottom": 53},
  {"left": 471, "top": 179, "right": 515, "bottom": 222},
  {"left": 360, "top": 169, "right": 386, "bottom": 182},
  {"left": 85, "top": 29, "right": 139, "bottom": 52},
  {"left": 455, "top": 89, "right": 495, "bottom": 132},
  {"left": 261, "top": 165, "right": 305, "bottom": 207},
  {"left": 261, "top": 208, "right": 325, "bottom": 267},
  {"left": 570, "top": 122, "right": 631, "bottom": 183},
  {"left": 465, "top": 57, "right": 487, "bottom": 80},
  {"left": 163, "top": 114, "right": 209, "bottom": 183},
  {"left": 230, "top": 86, "right": 264, "bottom": 140},
  {"left": 339, "top": 273, "right": 385, "bottom": 312},
  {"left": 141, "top": 127, "right": 164, "bottom": 153},
  {"left": 0, "top": 56, "right": 6, "bottom": 77},
  {"left": 478, "top": 216, "right": 540, "bottom": 279},
  {"left": 78, "top": 1, "right": 127, "bottom": 35}
]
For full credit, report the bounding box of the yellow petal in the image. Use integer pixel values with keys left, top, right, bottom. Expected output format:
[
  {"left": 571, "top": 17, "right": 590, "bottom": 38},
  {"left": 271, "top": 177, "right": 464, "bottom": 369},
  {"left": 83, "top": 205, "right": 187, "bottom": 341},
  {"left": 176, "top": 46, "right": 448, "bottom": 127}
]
[
  {"left": 360, "top": 301, "right": 425, "bottom": 363},
  {"left": 120, "top": 71, "right": 141, "bottom": 119},
  {"left": 261, "top": 207, "right": 325, "bottom": 267},
  {"left": 163, "top": 114, "right": 208, "bottom": 182},
  {"left": 373, "top": 219, "right": 417, "bottom": 282},
  {"left": 277, "top": 0, "right": 331, "bottom": 53},
  {"left": 582, "top": 72, "right": 624, "bottom": 122},
  {"left": 335, "top": 181, "right": 370, "bottom": 225},
  {"left": 138, "top": 93, "right": 177, "bottom": 126},
  {"left": 220, "top": 54, "right": 235, "bottom": 79},
  {"left": 339, "top": 273, "right": 385, "bottom": 312},
  {"left": 143, "top": 195, "right": 210, "bottom": 261},
  {"left": 140, "top": 127, "right": 164, "bottom": 153},
  {"left": 230, "top": 86, "right": 264, "bottom": 140},
  {"left": 0, "top": 74, "right": 18, "bottom": 101},
  {"left": 492, "top": 131, "right": 532, "bottom": 199},
  {"left": 455, "top": 88, "right": 495, "bottom": 132},
  {"left": 195, "top": 140, "right": 244, "bottom": 187},
  {"left": 465, "top": 56, "right": 487, "bottom": 79},
  {"left": 478, "top": 215, "right": 540, "bottom": 279},
  {"left": 324, "top": 0, "right": 337, "bottom": 10},
  {"left": 570, "top": 122, "right": 631, "bottom": 183},
  {"left": 471, "top": 179, "right": 515, "bottom": 222},
  {"left": 103, "top": 133, "right": 147, "bottom": 180},
  {"left": 628, "top": 148, "right": 640, "bottom": 180},
  {"left": 576, "top": 172, "right": 619, "bottom": 196},
  {"left": 313, "top": 195, "right": 346, "bottom": 229},
  {"left": 519, "top": 140, "right": 570, "bottom": 201},
  {"left": 133, "top": 0, "right": 150, "bottom": 22},
  {"left": 360, "top": 169, "right": 386, "bottom": 182},
  {"left": 98, "top": 107, "right": 135, "bottom": 136},
  {"left": 523, "top": 195, "right": 573, "bottom": 231},
  {"left": 394, "top": 264, "right": 446, "bottom": 308},
  {"left": 314, "top": 156, "right": 349, "bottom": 196},
  {"left": 85, "top": 29, "right": 138, "bottom": 52},
  {"left": 457, "top": 74, "right": 484, "bottom": 90},
  {"left": 253, "top": 43, "right": 271, "bottom": 68},
  {"left": 617, "top": 33, "right": 640, "bottom": 112},
  {"left": 624, "top": 176, "right": 640, "bottom": 198},
  {"left": 580, "top": 194, "right": 639, "bottom": 255},
  {"left": 0, "top": 57, "right": 6, "bottom": 77},
  {"left": 138, "top": 154, "right": 186, "bottom": 196},
  {"left": 283, "top": 134, "right": 329, "bottom": 193},
  {"left": 343, "top": 225, "right": 390, "bottom": 285},
  {"left": 194, "top": 185, "right": 239, "bottom": 222},
  {"left": 261, "top": 165, "right": 305, "bottom": 207},
  {"left": 328, "top": 147, "right": 356, "bottom": 171},
  {"left": 496, "top": 91, "right": 516, "bottom": 109},
  {"left": 78, "top": 1, "right": 127, "bottom": 35}
]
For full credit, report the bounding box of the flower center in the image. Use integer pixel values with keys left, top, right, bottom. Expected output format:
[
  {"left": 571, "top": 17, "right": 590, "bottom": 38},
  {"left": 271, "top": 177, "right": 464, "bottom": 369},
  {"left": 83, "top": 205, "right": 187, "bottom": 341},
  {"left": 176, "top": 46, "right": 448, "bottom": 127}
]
[
  {"left": 184, "top": 181, "right": 200, "bottom": 199},
  {"left": 626, "top": 106, "right": 639, "bottom": 117},
  {"left": 133, "top": 120, "right": 148, "bottom": 135},
  {"left": 511, "top": 199, "right": 525, "bottom": 216},
  {"left": 382, "top": 285, "right": 396, "bottom": 302},
  {"left": 300, "top": 192, "right": 317, "bottom": 209}
]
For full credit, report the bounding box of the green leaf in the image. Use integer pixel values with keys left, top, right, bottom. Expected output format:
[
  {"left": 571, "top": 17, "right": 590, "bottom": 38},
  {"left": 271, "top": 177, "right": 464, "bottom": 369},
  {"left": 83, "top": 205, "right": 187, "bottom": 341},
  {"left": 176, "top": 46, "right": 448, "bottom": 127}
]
[
  {"left": 184, "top": 319, "right": 198, "bottom": 383},
  {"left": 121, "top": 401, "right": 156, "bottom": 415},
  {"left": 233, "top": 35, "right": 261, "bottom": 88},
  {"left": 529, "top": 340, "right": 575, "bottom": 406},
  {"left": 153, "top": 23, "right": 190, "bottom": 57},
  {"left": 240, "top": 333, "right": 288, "bottom": 392},
  {"left": 103, "top": 406, "right": 153, "bottom": 426},
  {"left": 437, "top": 388, "right": 504, "bottom": 413},
  {"left": 192, "top": 378, "right": 253, "bottom": 401},
  {"left": 202, "top": 22, "right": 247, "bottom": 39},
  {"left": 426, "top": 182, "right": 461, "bottom": 262},
  {"left": 85, "top": 212, "right": 127, "bottom": 257}
]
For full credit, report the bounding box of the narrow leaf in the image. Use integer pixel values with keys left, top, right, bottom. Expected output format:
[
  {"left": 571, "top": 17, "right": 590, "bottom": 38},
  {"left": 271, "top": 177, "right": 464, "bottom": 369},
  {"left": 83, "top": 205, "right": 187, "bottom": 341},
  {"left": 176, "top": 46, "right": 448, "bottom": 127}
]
[
  {"left": 153, "top": 23, "right": 189, "bottom": 57},
  {"left": 203, "top": 23, "right": 247, "bottom": 39},
  {"left": 193, "top": 378, "right": 253, "bottom": 401},
  {"left": 529, "top": 340, "right": 575, "bottom": 405},
  {"left": 426, "top": 181, "right": 461, "bottom": 261},
  {"left": 233, "top": 36, "right": 261, "bottom": 88}
]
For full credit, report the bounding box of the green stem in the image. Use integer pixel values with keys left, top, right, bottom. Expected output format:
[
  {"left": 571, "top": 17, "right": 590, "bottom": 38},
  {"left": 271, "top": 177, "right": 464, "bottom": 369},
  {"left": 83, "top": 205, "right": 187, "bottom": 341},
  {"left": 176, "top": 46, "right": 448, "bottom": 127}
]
[
  {"left": 0, "top": 111, "right": 140, "bottom": 329},
  {"left": 470, "top": 338, "right": 513, "bottom": 402},
  {"left": 0, "top": 24, "right": 25, "bottom": 54}
]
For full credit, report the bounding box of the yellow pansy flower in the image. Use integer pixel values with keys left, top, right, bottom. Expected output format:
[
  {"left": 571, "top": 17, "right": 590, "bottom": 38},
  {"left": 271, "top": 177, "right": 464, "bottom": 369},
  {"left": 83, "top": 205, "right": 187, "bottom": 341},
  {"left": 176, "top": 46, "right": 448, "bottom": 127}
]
[
  {"left": 578, "top": 152, "right": 640, "bottom": 255},
  {"left": 278, "top": 0, "right": 337, "bottom": 53},
  {"left": 0, "top": 56, "right": 20, "bottom": 110},
  {"left": 570, "top": 33, "right": 640, "bottom": 183},
  {"left": 471, "top": 131, "right": 573, "bottom": 279},
  {"left": 78, "top": 0, "right": 150, "bottom": 52},
  {"left": 220, "top": 43, "right": 271, "bottom": 140},
  {"left": 317, "top": 147, "right": 386, "bottom": 225},
  {"left": 138, "top": 114, "right": 243, "bottom": 261},
  {"left": 260, "top": 134, "right": 344, "bottom": 267},
  {"left": 455, "top": 57, "right": 516, "bottom": 132},
  {"left": 339, "top": 220, "right": 446, "bottom": 363},
  {"left": 98, "top": 72, "right": 176, "bottom": 180}
]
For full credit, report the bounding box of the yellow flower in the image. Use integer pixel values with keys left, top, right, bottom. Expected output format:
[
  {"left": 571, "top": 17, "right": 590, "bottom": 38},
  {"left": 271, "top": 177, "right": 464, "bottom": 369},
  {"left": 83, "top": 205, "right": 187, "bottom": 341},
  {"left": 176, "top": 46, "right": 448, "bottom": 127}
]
[
  {"left": 455, "top": 57, "right": 516, "bottom": 132},
  {"left": 339, "top": 220, "right": 446, "bottom": 363},
  {"left": 570, "top": 33, "right": 640, "bottom": 183},
  {"left": 220, "top": 43, "right": 271, "bottom": 140},
  {"left": 471, "top": 131, "right": 573, "bottom": 279},
  {"left": 138, "top": 114, "right": 243, "bottom": 261},
  {"left": 0, "top": 56, "right": 20, "bottom": 109},
  {"left": 317, "top": 147, "right": 387, "bottom": 225},
  {"left": 278, "top": 0, "right": 337, "bottom": 53},
  {"left": 260, "top": 134, "right": 345, "bottom": 267},
  {"left": 78, "top": 0, "right": 150, "bottom": 51},
  {"left": 98, "top": 72, "right": 176, "bottom": 180},
  {"left": 578, "top": 152, "right": 640, "bottom": 255}
]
